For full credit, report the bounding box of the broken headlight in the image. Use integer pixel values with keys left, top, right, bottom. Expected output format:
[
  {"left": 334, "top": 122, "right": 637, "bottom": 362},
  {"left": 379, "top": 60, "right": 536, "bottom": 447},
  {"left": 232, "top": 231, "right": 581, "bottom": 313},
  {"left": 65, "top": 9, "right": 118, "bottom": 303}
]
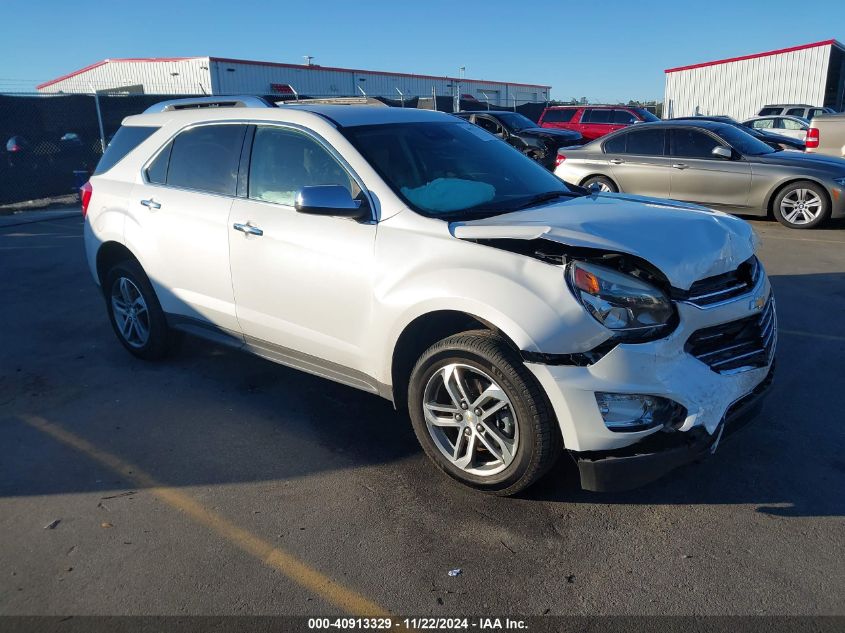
[{"left": 567, "top": 261, "right": 674, "bottom": 340}]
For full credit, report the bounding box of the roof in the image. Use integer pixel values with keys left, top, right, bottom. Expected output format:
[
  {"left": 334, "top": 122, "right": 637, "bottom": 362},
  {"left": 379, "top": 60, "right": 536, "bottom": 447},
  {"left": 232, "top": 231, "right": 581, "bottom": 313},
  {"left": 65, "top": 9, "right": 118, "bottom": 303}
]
[
  {"left": 37, "top": 56, "right": 550, "bottom": 91},
  {"left": 124, "top": 103, "right": 454, "bottom": 128},
  {"left": 665, "top": 39, "right": 845, "bottom": 74}
]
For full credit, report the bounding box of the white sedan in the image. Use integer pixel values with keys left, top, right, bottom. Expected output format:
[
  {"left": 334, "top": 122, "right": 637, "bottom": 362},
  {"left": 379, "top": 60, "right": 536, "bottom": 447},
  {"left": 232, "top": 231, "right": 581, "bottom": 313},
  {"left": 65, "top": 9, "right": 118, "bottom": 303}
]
[{"left": 743, "top": 115, "right": 809, "bottom": 141}]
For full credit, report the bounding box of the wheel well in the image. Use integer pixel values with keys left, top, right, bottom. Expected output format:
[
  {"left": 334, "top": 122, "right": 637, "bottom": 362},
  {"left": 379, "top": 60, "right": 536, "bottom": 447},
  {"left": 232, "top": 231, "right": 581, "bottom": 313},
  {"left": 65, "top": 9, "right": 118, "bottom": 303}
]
[
  {"left": 767, "top": 178, "right": 831, "bottom": 218},
  {"left": 390, "top": 310, "right": 518, "bottom": 409},
  {"left": 579, "top": 173, "right": 615, "bottom": 188},
  {"left": 96, "top": 242, "right": 139, "bottom": 288}
]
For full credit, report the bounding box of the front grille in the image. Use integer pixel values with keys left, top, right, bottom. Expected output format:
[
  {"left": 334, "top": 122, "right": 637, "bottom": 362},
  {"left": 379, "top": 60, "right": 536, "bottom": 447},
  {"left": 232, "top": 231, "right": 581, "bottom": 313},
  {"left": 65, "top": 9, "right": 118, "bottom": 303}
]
[
  {"left": 685, "top": 296, "right": 776, "bottom": 374},
  {"left": 673, "top": 257, "right": 760, "bottom": 307}
]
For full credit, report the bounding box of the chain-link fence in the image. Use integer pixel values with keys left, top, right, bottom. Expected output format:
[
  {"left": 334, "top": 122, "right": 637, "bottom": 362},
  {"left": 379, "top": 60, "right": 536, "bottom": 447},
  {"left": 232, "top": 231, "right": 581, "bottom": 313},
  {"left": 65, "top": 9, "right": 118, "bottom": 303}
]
[{"left": 0, "top": 92, "right": 553, "bottom": 206}]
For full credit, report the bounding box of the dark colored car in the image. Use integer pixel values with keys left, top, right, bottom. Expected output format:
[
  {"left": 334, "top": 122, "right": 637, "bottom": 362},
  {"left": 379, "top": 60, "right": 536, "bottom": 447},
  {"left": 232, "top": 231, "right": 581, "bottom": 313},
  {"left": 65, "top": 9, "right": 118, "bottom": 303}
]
[
  {"left": 453, "top": 111, "right": 582, "bottom": 169},
  {"left": 671, "top": 116, "right": 805, "bottom": 151},
  {"left": 538, "top": 105, "right": 660, "bottom": 141}
]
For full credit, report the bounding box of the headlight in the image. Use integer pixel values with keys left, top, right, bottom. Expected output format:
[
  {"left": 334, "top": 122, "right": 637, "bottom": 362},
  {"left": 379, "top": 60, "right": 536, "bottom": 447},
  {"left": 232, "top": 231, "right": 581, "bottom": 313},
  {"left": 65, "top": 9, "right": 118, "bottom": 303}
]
[
  {"left": 567, "top": 261, "right": 674, "bottom": 339},
  {"left": 834, "top": 177, "right": 845, "bottom": 186}
]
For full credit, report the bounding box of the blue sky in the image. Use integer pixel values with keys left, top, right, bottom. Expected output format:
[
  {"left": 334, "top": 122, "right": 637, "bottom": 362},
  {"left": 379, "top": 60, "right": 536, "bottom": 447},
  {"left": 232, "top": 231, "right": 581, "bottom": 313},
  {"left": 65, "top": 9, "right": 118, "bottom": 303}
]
[{"left": 2, "top": 0, "right": 843, "bottom": 101}]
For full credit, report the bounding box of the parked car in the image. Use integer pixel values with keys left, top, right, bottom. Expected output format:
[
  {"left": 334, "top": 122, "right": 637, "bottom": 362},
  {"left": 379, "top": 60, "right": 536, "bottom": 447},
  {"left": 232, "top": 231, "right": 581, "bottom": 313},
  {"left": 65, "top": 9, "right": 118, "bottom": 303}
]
[
  {"left": 743, "top": 115, "right": 809, "bottom": 142},
  {"left": 554, "top": 120, "right": 845, "bottom": 229},
  {"left": 671, "top": 116, "right": 805, "bottom": 151},
  {"left": 806, "top": 112, "right": 845, "bottom": 159},
  {"left": 538, "top": 105, "right": 659, "bottom": 141},
  {"left": 757, "top": 104, "right": 836, "bottom": 119},
  {"left": 453, "top": 110, "right": 582, "bottom": 169},
  {"left": 83, "top": 96, "right": 775, "bottom": 495}
]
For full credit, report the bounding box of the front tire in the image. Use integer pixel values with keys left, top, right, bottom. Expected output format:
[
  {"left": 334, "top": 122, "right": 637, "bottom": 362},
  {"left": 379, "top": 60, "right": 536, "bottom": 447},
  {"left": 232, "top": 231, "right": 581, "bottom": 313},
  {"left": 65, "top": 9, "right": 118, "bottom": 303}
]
[
  {"left": 773, "top": 180, "right": 830, "bottom": 229},
  {"left": 407, "top": 331, "right": 560, "bottom": 496},
  {"left": 582, "top": 175, "right": 618, "bottom": 193},
  {"left": 104, "top": 259, "right": 176, "bottom": 360}
]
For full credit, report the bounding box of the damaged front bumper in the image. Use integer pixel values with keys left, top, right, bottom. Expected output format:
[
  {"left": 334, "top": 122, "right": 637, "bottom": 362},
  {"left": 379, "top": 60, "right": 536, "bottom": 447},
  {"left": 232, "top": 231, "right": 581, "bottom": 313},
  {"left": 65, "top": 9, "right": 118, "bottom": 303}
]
[
  {"left": 574, "top": 364, "right": 774, "bottom": 492},
  {"left": 524, "top": 272, "right": 776, "bottom": 492}
]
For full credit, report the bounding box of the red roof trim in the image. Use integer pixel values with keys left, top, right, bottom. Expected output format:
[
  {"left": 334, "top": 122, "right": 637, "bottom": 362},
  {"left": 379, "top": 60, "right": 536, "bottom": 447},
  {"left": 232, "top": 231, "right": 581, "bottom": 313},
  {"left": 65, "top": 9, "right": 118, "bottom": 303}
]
[
  {"left": 209, "top": 57, "right": 550, "bottom": 89},
  {"left": 36, "top": 57, "right": 202, "bottom": 89},
  {"left": 664, "top": 39, "right": 844, "bottom": 74}
]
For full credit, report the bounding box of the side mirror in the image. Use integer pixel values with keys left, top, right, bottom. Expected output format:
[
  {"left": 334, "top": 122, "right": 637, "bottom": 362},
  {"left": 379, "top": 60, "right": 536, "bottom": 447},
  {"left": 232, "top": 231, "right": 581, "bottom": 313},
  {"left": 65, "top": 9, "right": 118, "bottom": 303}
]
[
  {"left": 294, "top": 185, "right": 368, "bottom": 220},
  {"left": 711, "top": 146, "right": 733, "bottom": 160}
]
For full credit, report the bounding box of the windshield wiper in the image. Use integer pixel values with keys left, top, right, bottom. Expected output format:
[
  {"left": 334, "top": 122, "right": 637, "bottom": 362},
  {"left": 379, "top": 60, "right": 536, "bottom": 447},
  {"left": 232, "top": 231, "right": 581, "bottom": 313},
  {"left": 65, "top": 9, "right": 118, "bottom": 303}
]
[{"left": 512, "top": 190, "right": 576, "bottom": 211}]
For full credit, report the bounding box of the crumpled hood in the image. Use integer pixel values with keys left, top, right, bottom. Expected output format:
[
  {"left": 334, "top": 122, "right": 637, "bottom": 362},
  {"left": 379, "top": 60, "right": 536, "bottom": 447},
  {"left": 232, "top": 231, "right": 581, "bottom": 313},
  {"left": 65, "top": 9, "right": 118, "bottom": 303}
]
[
  {"left": 450, "top": 193, "right": 758, "bottom": 290},
  {"left": 521, "top": 127, "right": 582, "bottom": 141}
]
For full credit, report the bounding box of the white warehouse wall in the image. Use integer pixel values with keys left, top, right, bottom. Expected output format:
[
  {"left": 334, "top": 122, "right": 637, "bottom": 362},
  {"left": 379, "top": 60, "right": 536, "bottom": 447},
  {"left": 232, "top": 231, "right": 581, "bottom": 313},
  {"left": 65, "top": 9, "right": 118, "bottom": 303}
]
[
  {"left": 37, "top": 58, "right": 213, "bottom": 95},
  {"left": 36, "top": 58, "right": 549, "bottom": 106},
  {"left": 664, "top": 44, "right": 833, "bottom": 121}
]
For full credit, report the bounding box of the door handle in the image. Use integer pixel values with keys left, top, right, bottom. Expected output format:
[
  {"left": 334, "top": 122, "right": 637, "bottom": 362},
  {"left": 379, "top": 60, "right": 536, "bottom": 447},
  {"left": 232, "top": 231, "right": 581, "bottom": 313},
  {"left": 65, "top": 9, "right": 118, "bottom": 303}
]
[
  {"left": 671, "top": 163, "right": 689, "bottom": 170},
  {"left": 140, "top": 199, "right": 161, "bottom": 209},
  {"left": 609, "top": 158, "right": 625, "bottom": 164},
  {"left": 233, "top": 222, "right": 263, "bottom": 237}
]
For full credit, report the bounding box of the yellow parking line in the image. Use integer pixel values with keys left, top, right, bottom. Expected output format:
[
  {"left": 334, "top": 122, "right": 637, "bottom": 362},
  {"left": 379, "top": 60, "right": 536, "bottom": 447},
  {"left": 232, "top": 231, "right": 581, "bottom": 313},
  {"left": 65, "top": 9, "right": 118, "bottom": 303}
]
[
  {"left": 779, "top": 328, "right": 845, "bottom": 342},
  {"left": 21, "top": 415, "right": 390, "bottom": 617}
]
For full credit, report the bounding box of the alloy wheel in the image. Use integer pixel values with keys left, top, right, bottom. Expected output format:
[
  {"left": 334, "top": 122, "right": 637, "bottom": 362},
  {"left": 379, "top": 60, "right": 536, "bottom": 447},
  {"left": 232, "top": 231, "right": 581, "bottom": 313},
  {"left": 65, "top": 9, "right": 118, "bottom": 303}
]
[
  {"left": 422, "top": 363, "right": 519, "bottom": 477},
  {"left": 110, "top": 277, "right": 150, "bottom": 348},
  {"left": 588, "top": 181, "right": 612, "bottom": 193},
  {"left": 780, "top": 188, "right": 822, "bottom": 225}
]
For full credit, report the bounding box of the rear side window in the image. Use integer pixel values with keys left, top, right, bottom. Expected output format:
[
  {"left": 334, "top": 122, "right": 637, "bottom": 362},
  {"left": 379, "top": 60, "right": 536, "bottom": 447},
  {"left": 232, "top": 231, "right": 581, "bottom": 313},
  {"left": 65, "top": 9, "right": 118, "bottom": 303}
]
[
  {"left": 94, "top": 126, "right": 158, "bottom": 175},
  {"left": 583, "top": 109, "right": 613, "bottom": 124},
  {"left": 785, "top": 108, "right": 806, "bottom": 117},
  {"left": 758, "top": 107, "right": 781, "bottom": 116},
  {"left": 542, "top": 108, "right": 576, "bottom": 123},
  {"left": 625, "top": 129, "right": 665, "bottom": 155},
  {"left": 165, "top": 124, "right": 247, "bottom": 196}
]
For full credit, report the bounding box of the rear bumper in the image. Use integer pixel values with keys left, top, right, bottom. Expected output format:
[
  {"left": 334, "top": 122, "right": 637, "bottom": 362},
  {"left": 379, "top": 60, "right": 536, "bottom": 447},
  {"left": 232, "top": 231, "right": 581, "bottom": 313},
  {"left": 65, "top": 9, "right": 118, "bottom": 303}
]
[{"left": 572, "top": 364, "right": 774, "bottom": 492}]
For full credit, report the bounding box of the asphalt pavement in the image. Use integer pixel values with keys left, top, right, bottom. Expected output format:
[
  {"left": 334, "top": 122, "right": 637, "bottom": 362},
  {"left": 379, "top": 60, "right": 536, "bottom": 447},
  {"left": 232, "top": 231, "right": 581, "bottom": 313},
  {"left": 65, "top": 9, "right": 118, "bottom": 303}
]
[{"left": 1, "top": 210, "right": 843, "bottom": 617}]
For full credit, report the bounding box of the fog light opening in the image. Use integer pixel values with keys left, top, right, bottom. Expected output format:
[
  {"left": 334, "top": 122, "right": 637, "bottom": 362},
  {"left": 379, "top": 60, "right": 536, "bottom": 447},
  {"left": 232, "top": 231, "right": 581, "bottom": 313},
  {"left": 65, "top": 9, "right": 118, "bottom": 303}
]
[{"left": 595, "top": 392, "right": 686, "bottom": 433}]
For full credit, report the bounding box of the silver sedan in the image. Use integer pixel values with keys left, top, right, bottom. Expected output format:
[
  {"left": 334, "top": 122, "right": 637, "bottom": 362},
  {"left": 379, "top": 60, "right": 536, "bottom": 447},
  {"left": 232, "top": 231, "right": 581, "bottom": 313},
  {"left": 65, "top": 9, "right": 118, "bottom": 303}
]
[{"left": 554, "top": 120, "right": 845, "bottom": 229}]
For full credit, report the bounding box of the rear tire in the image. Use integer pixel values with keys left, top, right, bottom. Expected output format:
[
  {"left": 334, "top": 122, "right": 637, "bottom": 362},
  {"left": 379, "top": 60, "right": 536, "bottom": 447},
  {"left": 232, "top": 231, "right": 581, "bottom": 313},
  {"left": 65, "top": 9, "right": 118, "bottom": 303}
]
[
  {"left": 772, "top": 180, "right": 829, "bottom": 229},
  {"left": 582, "top": 175, "right": 618, "bottom": 193},
  {"left": 407, "top": 330, "right": 560, "bottom": 496},
  {"left": 104, "top": 259, "right": 176, "bottom": 360}
]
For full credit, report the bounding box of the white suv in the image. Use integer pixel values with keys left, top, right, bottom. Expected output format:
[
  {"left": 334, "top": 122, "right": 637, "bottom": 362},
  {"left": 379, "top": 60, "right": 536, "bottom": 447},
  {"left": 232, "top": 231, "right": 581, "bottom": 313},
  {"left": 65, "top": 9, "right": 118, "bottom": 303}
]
[{"left": 82, "top": 97, "right": 776, "bottom": 495}]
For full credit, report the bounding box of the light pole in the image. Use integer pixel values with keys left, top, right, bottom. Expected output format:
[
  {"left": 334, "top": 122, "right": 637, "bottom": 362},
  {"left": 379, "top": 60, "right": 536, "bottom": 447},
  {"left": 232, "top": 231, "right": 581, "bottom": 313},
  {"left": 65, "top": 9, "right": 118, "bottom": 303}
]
[{"left": 454, "top": 66, "right": 465, "bottom": 112}]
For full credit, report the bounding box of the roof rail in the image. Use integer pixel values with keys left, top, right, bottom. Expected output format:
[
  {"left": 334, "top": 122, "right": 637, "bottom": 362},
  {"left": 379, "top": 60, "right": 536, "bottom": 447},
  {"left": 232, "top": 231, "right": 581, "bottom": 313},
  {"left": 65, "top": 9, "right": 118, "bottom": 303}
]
[{"left": 143, "top": 95, "right": 275, "bottom": 113}]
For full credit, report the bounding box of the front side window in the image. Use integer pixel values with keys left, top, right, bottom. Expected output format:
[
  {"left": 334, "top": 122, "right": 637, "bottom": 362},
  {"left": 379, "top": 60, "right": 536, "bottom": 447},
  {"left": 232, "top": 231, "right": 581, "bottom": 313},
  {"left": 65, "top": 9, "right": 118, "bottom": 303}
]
[
  {"left": 342, "top": 121, "right": 577, "bottom": 220},
  {"left": 248, "top": 126, "right": 358, "bottom": 206},
  {"left": 780, "top": 118, "right": 806, "bottom": 130},
  {"left": 670, "top": 129, "right": 720, "bottom": 158},
  {"left": 612, "top": 110, "right": 638, "bottom": 125},
  {"left": 785, "top": 108, "right": 806, "bottom": 117},
  {"left": 475, "top": 116, "right": 503, "bottom": 136},
  {"left": 542, "top": 108, "right": 576, "bottom": 123},
  {"left": 165, "top": 124, "right": 246, "bottom": 195},
  {"left": 758, "top": 107, "right": 781, "bottom": 116},
  {"left": 809, "top": 108, "right": 826, "bottom": 119}
]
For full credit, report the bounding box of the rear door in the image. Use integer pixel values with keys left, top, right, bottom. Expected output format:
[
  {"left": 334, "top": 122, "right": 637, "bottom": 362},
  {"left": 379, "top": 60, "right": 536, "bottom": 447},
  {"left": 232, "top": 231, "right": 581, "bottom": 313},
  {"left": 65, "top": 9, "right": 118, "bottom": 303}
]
[
  {"left": 579, "top": 108, "right": 615, "bottom": 140},
  {"left": 128, "top": 123, "right": 247, "bottom": 334},
  {"left": 605, "top": 128, "right": 671, "bottom": 197},
  {"left": 539, "top": 107, "right": 578, "bottom": 130},
  {"left": 668, "top": 128, "right": 752, "bottom": 209},
  {"left": 775, "top": 117, "right": 808, "bottom": 140}
]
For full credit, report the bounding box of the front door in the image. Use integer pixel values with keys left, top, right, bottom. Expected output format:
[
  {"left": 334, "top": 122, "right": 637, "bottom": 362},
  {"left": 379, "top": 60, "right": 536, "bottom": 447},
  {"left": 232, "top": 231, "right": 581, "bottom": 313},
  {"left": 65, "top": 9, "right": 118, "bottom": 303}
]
[
  {"left": 668, "top": 128, "right": 752, "bottom": 209},
  {"left": 228, "top": 124, "right": 377, "bottom": 379}
]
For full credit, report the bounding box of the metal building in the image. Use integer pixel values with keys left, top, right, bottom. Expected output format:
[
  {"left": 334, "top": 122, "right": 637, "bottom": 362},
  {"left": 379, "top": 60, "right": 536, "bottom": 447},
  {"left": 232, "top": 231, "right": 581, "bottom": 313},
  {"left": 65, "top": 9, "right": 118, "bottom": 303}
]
[
  {"left": 664, "top": 39, "right": 845, "bottom": 120},
  {"left": 36, "top": 57, "right": 551, "bottom": 106}
]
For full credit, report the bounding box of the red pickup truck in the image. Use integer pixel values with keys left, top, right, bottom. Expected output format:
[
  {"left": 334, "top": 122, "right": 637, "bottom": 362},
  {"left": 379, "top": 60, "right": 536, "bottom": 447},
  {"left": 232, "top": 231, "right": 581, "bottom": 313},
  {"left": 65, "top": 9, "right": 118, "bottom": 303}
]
[{"left": 539, "top": 105, "right": 659, "bottom": 141}]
